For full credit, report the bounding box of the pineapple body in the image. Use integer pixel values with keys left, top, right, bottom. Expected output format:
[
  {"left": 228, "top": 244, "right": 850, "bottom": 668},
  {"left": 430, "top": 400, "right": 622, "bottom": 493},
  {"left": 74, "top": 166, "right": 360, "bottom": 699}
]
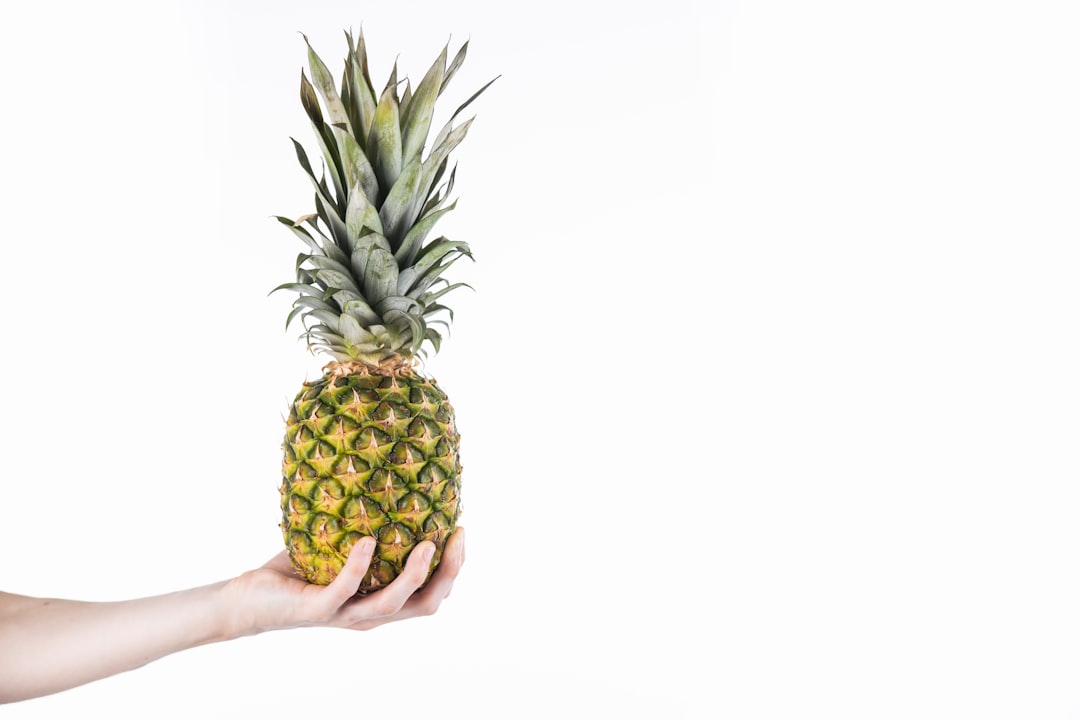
[{"left": 280, "top": 364, "right": 461, "bottom": 589}]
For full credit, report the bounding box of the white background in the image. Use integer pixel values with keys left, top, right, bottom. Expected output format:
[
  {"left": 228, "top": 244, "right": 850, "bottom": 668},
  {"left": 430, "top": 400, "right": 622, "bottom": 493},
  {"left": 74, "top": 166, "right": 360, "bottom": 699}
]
[{"left": 1, "top": 1, "right": 1079, "bottom": 718}]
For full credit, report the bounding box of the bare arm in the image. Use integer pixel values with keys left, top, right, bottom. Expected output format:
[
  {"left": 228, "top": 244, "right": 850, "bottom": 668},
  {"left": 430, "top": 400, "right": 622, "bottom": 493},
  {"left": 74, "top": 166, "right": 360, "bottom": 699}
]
[
  {"left": 0, "top": 528, "right": 464, "bottom": 704},
  {"left": 0, "top": 582, "right": 234, "bottom": 702}
]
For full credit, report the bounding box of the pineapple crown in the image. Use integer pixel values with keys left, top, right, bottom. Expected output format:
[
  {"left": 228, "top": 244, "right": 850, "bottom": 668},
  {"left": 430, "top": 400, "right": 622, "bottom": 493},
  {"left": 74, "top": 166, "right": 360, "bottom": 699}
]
[{"left": 273, "top": 29, "right": 495, "bottom": 365}]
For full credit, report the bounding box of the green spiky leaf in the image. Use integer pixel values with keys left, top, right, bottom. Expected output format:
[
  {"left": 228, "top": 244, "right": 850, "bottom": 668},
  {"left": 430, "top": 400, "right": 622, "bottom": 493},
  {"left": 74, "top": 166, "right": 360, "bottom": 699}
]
[
  {"left": 367, "top": 70, "right": 402, "bottom": 193},
  {"left": 304, "top": 35, "right": 353, "bottom": 133},
  {"left": 344, "top": 182, "right": 385, "bottom": 245},
  {"left": 400, "top": 46, "right": 446, "bottom": 164},
  {"left": 379, "top": 156, "right": 422, "bottom": 248},
  {"left": 361, "top": 245, "right": 399, "bottom": 303}
]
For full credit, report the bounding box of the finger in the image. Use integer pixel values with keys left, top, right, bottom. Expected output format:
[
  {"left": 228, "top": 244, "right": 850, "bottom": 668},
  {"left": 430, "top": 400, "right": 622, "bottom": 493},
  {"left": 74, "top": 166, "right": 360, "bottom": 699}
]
[
  {"left": 351, "top": 541, "right": 435, "bottom": 619},
  {"left": 429, "top": 526, "right": 464, "bottom": 595},
  {"left": 443, "top": 527, "right": 465, "bottom": 598},
  {"left": 411, "top": 527, "right": 466, "bottom": 606},
  {"left": 322, "top": 536, "right": 377, "bottom": 609}
]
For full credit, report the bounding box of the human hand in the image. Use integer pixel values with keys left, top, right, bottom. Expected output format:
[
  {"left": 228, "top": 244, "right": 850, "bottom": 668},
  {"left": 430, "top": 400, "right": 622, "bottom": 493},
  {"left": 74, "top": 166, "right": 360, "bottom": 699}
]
[{"left": 222, "top": 527, "right": 465, "bottom": 637}]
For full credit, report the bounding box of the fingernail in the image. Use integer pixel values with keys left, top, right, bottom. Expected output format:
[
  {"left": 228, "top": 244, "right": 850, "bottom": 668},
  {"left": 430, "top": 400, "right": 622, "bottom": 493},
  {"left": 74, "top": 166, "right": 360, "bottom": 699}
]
[
  {"left": 421, "top": 544, "right": 435, "bottom": 562},
  {"left": 359, "top": 537, "right": 376, "bottom": 553}
]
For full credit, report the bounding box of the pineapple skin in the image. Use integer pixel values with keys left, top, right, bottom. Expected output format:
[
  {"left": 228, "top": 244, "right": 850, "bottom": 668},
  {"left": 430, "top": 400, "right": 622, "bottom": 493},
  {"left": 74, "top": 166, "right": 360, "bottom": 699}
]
[{"left": 280, "top": 367, "right": 461, "bottom": 591}]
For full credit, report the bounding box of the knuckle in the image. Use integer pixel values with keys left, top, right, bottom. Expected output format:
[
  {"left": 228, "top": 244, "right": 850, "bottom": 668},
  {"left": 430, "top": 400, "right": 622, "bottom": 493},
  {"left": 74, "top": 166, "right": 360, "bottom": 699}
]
[{"left": 372, "top": 597, "right": 401, "bottom": 617}]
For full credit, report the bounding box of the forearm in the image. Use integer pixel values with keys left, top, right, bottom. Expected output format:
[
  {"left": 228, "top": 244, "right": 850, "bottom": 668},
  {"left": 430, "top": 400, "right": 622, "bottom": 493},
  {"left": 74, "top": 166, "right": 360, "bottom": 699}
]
[{"left": 0, "top": 584, "right": 240, "bottom": 703}]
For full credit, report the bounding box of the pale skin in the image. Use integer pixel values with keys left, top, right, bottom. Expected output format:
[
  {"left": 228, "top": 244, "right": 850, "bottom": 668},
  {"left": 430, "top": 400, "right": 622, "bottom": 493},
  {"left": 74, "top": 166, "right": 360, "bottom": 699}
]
[{"left": 0, "top": 528, "right": 464, "bottom": 704}]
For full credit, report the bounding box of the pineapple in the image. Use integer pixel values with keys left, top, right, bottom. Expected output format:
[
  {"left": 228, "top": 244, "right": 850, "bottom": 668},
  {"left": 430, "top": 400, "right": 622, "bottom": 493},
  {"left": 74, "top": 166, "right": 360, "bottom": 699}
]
[{"left": 275, "top": 29, "right": 493, "bottom": 591}]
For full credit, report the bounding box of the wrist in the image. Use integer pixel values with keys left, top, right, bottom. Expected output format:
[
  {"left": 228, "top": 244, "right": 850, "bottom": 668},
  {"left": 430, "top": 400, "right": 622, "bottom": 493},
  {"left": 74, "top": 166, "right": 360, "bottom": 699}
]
[
  {"left": 215, "top": 575, "right": 266, "bottom": 641},
  {"left": 218, "top": 568, "right": 304, "bottom": 638}
]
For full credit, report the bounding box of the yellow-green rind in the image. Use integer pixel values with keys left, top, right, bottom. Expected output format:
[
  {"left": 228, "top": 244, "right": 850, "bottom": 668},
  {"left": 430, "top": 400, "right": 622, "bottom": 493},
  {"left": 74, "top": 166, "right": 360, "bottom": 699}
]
[{"left": 280, "top": 368, "right": 461, "bottom": 590}]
